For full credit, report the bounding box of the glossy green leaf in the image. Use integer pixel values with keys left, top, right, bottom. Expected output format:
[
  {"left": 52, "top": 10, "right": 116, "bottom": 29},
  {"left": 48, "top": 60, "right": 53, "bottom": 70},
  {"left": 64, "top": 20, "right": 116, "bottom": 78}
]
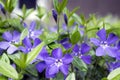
[
  {"left": 71, "top": 30, "right": 81, "bottom": 44},
  {"left": 0, "top": 54, "right": 10, "bottom": 64},
  {"left": 72, "top": 57, "right": 88, "bottom": 71},
  {"left": 0, "top": 60, "right": 19, "bottom": 79},
  {"left": 26, "top": 42, "right": 45, "bottom": 65},
  {"left": 107, "top": 68, "right": 120, "bottom": 80},
  {"left": 66, "top": 72, "right": 75, "bottom": 80}
]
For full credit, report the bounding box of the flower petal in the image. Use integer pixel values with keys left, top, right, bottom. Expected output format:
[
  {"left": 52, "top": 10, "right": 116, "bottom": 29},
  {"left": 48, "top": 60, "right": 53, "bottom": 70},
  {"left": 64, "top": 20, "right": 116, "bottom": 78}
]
[
  {"left": 45, "top": 67, "right": 56, "bottom": 78},
  {"left": 96, "top": 47, "right": 105, "bottom": 56},
  {"left": 117, "top": 41, "right": 120, "bottom": 49},
  {"left": 106, "top": 47, "right": 116, "bottom": 57},
  {"left": 36, "top": 61, "right": 46, "bottom": 73},
  {"left": 13, "top": 31, "right": 20, "bottom": 42},
  {"left": 37, "top": 47, "right": 49, "bottom": 60},
  {"left": 62, "top": 54, "right": 73, "bottom": 64},
  {"left": 0, "top": 41, "right": 10, "bottom": 49},
  {"left": 19, "top": 46, "right": 28, "bottom": 53},
  {"left": 107, "top": 33, "right": 118, "bottom": 45},
  {"left": 81, "top": 43, "right": 90, "bottom": 54},
  {"left": 81, "top": 55, "right": 91, "bottom": 64},
  {"left": 60, "top": 64, "right": 69, "bottom": 75},
  {"left": 52, "top": 48, "right": 62, "bottom": 59},
  {"left": 33, "top": 38, "right": 41, "bottom": 48},
  {"left": 90, "top": 38, "right": 100, "bottom": 46},
  {"left": 22, "top": 37, "right": 32, "bottom": 48},
  {"left": 73, "top": 44, "right": 79, "bottom": 53},
  {"left": 45, "top": 57, "right": 55, "bottom": 65},
  {"left": 7, "top": 45, "right": 18, "bottom": 54},
  {"left": 97, "top": 28, "right": 106, "bottom": 41},
  {"left": 47, "top": 65, "right": 59, "bottom": 75},
  {"left": 2, "top": 32, "right": 12, "bottom": 41},
  {"left": 29, "top": 21, "right": 36, "bottom": 31}
]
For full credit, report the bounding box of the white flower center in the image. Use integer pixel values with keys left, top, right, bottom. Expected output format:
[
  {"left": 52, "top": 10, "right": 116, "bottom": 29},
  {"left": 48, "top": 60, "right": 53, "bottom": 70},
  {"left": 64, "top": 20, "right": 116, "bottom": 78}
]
[
  {"left": 100, "top": 41, "right": 109, "bottom": 49},
  {"left": 54, "top": 59, "right": 63, "bottom": 67}
]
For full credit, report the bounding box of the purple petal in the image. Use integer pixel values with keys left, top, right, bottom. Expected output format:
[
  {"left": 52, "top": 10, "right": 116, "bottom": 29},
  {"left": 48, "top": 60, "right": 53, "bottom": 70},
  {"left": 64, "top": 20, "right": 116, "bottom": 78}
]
[
  {"left": 36, "top": 61, "right": 46, "bottom": 73},
  {"left": 107, "top": 33, "right": 118, "bottom": 45},
  {"left": 81, "top": 43, "right": 90, "bottom": 54},
  {"left": 47, "top": 65, "right": 59, "bottom": 75},
  {"left": 29, "top": 21, "right": 36, "bottom": 31},
  {"left": 52, "top": 48, "right": 62, "bottom": 59},
  {"left": 64, "top": 14, "right": 68, "bottom": 25},
  {"left": 81, "top": 55, "right": 91, "bottom": 64},
  {"left": 33, "top": 38, "right": 41, "bottom": 48},
  {"left": 0, "top": 41, "right": 10, "bottom": 49},
  {"left": 19, "top": 46, "right": 28, "bottom": 53},
  {"left": 106, "top": 47, "right": 116, "bottom": 57},
  {"left": 52, "top": 9, "right": 57, "bottom": 22},
  {"left": 96, "top": 47, "right": 105, "bottom": 56},
  {"left": 2, "top": 32, "right": 12, "bottom": 41},
  {"left": 7, "top": 45, "right": 18, "bottom": 54},
  {"left": 73, "top": 44, "right": 79, "bottom": 53},
  {"left": 22, "top": 37, "right": 32, "bottom": 48},
  {"left": 60, "top": 64, "right": 69, "bottom": 75},
  {"left": 117, "top": 41, "right": 120, "bottom": 49},
  {"left": 97, "top": 28, "right": 106, "bottom": 41},
  {"left": 90, "top": 38, "right": 100, "bottom": 46},
  {"left": 62, "top": 54, "right": 73, "bottom": 64},
  {"left": 45, "top": 67, "right": 56, "bottom": 78},
  {"left": 45, "top": 57, "right": 55, "bottom": 65},
  {"left": 37, "top": 47, "right": 49, "bottom": 60},
  {"left": 13, "top": 31, "right": 20, "bottom": 42}
]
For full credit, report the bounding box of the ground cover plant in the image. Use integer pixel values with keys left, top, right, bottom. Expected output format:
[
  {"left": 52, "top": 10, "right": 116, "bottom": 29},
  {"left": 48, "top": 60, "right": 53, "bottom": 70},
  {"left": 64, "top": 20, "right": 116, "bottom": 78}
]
[{"left": 0, "top": 0, "right": 120, "bottom": 80}]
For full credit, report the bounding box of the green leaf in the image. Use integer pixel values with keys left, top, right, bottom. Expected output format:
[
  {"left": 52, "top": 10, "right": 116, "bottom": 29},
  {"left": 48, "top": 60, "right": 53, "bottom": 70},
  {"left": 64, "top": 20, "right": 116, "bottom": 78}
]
[
  {"left": 8, "top": 53, "right": 27, "bottom": 69},
  {"left": 53, "top": 73, "right": 64, "bottom": 80},
  {"left": 20, "top": 28, "right": 29, "bottom": 44},
  {"left": 0, "top": 54, "right": 10, "bottom": 64},
  {"left": 72, "top": 57, "right": 88, "bottom": 71},
  {"left": 26, "top": 42, "right": 45, "bottom": 65},
  {"left": 71, "top": 30, "right": 81, "bottom": 44},
  {"left": 0, "top": 60, "right": 19, "bottom": 79},
  {"left": 107, "top": 68, "right": 120, "bottom": 80},
  {"left": 66, "top": 72, "right": 75, "bottom": 80},
  {"left": 59, "top": 0, "right": 68, "bottom": 14},
  {"left": 0, "top": 76, "right": 7, "bottom": 80}
]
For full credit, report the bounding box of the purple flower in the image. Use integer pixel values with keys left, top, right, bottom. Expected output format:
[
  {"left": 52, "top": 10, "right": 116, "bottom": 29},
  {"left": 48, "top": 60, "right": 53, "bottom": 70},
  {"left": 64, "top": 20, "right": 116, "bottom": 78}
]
[
  {"left": 0, "top": 3, "right": 6, "bottom": 14},
  {"left": 114, "top": 41, "right": 120, "bottom": 60},
  {"left": 73, "top": 43, "right": 91, "bottom": 64},
  {"left": 107, "top": 61, "right": 120, "bottom": 72},
  {"left": 64, "top": 14, "right": 68, "bottom": 25},
  {"left": 23, "top": 21, "right": 42, "bottom": 40},
  {"left": 60, "top": 38, "right": 72, "bottom": 50},
  {"left": 90, "top": 28, "right": 118, "bottom": 57},
  {"left": 19, "top": 37, "right": 41, "bottom": 53},
  {"left": 0, "top": 31, "right": 20, "bottom": 54},
  {"left": 52, "top": 9, "right": 57, "bottom": 22},
  {"left": 36, "top": 48, "right": 73, "bottom": 78}
]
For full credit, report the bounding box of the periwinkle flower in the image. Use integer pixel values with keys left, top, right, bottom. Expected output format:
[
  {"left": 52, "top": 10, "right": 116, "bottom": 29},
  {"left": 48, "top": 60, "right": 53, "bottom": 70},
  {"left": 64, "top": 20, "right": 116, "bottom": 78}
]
[
  {"left": 19, "top": 37, "right": 41, "bottom": 53},
  {"left": 23, "top": 21, "right": 42, "bottom": 40},
  {"left": 90, "top": 28, "right": 118, "bottom": 57},
  {"left": 64, "top": 14, "right": 68, "bottom": 25},
  {"left": 0, "top": 31, "right": 20, "bottom": 54},
  {"left": 114, "top": 41, "right": 120, "bottom": 60},
  {"left": 52, "top": 9, "right": 57, "bottom": 22},
  {"left": 107, "top": 61, "right": 120, "bottom": 72},
  {"left": 36, "top": 48, "right": 73, "bottom": 78},
  {"left": 60, "top": 38, "right": 72, "bottom": 50},
  {"left": 0, "top": 3, "right": 6, "bottom": 14},
  {"left": 73, "top": 43, "right": 91, "bottom": 64}
]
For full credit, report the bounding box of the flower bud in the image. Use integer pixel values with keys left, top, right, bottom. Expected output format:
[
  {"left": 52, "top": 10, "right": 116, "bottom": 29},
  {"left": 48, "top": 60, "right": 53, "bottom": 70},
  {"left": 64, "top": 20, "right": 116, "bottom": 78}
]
[{"left": 52, "top": 9, "right": 57, "bottom": 22}]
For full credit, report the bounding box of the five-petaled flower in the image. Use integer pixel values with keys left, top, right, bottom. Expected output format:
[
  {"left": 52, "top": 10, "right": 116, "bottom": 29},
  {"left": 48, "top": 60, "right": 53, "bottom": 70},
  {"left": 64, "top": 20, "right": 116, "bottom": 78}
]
[
  {"left": 0, "top": 31, "right": 20, "bottom": 54},
  {"left": 19, "top": 37, "right": 41, "bottom": 53},
  {"left": 36, "top": 48, "right": 73, "bottom": 78},
  {"left": 90, "top": 28, "right": 118, "bottom": 57},
  {"left": 73, "top": 43, "right": 91, "bottom": 64}
]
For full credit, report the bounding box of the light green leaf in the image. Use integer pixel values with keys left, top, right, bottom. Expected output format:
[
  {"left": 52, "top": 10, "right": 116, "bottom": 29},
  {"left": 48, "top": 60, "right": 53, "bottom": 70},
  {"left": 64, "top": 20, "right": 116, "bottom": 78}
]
[
  {"left": 0, "top": 60, "right": 19, "bottom": 79},
  {"left": 107, "top": 68, "right": 120, "bottom": 80},
  {"left": 66, "top": 72, "right": 75, "bottom": 80},
  {"left": 0, "top": 54, "right": 10, "bottom": 64},
  {"left": 26, "top": 42, "right": 45, "bottom": 65},
  {"left": 72, "top": 57, "right": 88, "bottom": 71},
  {"left": 20, "top": 28, "right": 29, "bottom": 44}
]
